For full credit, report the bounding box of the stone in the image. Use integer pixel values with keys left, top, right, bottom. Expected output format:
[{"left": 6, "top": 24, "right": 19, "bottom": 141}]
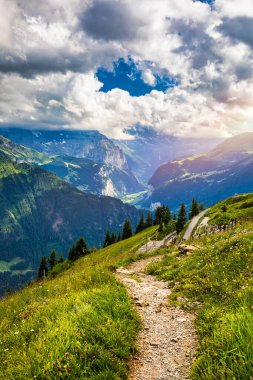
[{"left": 178, "top": 244, "right": 199, "bottom": 255}]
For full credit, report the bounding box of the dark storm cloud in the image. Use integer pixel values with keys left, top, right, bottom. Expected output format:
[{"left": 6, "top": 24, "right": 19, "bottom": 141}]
[
  {"left": 0, "top": 50, "right": 87, "bottom": 78},
  {"left": 168, "top": 18, "right": 220, "bottom": 70},
  {"left": 80, "top": 0, "right": 141, "bottom": 41},
  {"left": 218, "top": 17, "right": 253, "bottom": 49}
]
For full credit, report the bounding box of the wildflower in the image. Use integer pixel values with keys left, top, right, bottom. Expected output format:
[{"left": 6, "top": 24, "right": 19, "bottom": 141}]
[
  {"left": 30, "top": 329, "right": 35, "bottom": 333},
  {"left": 4, "top": 348, "right": 9, "bottom": 352},
  {"left": 14, "top": 331, "right": 19, "bottom": 335},
  {"left": 67, "top": 367, "right": 72, "bottom": 373}
]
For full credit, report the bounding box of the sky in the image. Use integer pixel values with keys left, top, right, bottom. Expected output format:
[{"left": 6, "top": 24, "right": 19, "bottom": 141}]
[{"left": 1, "top": 0, "right": 253, "bottom": 139}]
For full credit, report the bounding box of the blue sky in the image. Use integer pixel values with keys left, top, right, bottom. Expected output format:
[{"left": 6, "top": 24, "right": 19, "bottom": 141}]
[{"left": 96, "top": 58, "right": 178, "bottom": 96}]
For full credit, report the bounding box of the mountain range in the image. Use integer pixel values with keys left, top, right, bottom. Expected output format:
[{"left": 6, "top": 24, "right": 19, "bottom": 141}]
[
  {"left": 0, "top": 129, "right": 143, "bottom": 198},
  {"left": 114, "top": 126, "right": 221, "bottom": 182},
  {"left": 0, "top": 149, "right": 143, "bottom": 295},
  {"left": 143, "top": 133, "right": 253, "bottom": 210}
]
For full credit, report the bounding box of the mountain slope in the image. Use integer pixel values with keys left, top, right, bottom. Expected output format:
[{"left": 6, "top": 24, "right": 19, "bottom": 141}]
[
  {"left": 0, "top": 128, "right": 129, "bottom": 168},
  {"left": 114, "top": 126, "right": 221, "bottom": 182},
  {"left": 0, "top": 134, "right": 50, "bottom": 165},
  {"left": 41, "top": 155, "right": 143, "bottom": 197},
  {"left": 145, "top": 133, "right": 253, "bottom": 210},
  {"left": 0, "top": 153, "right": 143, "bottom": 293},
  {"left": 0, "top": 133, "right": 143, "bottom": 197}
]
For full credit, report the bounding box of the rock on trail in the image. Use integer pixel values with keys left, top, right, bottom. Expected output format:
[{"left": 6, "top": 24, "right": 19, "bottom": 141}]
[{"left": 117, "top": 257, "right": 196, "bottom": 380}]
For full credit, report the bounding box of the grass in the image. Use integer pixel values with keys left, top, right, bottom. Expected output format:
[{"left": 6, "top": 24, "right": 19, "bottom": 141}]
[
  {"left": 146, "top": 222, "right": 253, "bottom": 379},
  {"left": 0, "top": 227, "right": 157, "bottom": 379}
]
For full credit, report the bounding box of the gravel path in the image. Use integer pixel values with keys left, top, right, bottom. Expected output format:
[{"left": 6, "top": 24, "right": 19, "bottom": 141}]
[
  {"left": 183, "top": 209, "right": 210, "bottom": 240},
  {"left": 116, "top": 256, "right": 196, "bottom": 380}
]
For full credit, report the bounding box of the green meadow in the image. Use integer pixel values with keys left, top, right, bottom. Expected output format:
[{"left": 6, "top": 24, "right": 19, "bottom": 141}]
[{"left": 0, "top": 227, "right": 157, "bottom": 379}]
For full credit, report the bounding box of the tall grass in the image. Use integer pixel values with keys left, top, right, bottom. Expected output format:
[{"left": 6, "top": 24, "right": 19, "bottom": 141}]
[{"left": 0, "top": 227, "right": 157, "bottom": 379}]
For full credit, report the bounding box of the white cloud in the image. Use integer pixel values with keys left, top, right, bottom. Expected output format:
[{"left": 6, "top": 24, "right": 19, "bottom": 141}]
[
  {"left": 0, "top": 0, "right": 253, "bottom": 140},
  {"left": 215, "top": 0, "right": 253, "bottom": 18},
  {"left": 141, "top": 69, "right": 156, "bottom": 86}
]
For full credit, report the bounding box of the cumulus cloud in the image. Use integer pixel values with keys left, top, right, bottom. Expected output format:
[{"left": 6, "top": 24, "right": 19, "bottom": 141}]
[{"left": 0, "top": 0, "right": 253, "bottom": 139}]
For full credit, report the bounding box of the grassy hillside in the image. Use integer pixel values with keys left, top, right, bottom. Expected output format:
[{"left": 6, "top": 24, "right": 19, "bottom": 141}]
[
  {"left": 146, "top": 195, "right": 253, "bottom": 379},
  {"left": 0, "top": 227, "right": 157, "bottom": 379},
  {"left": 0, "top": 135, "right": 50, "bottom": 165},
  {"left": 0, "top": 153, "right": 144, "bottom": 295}
]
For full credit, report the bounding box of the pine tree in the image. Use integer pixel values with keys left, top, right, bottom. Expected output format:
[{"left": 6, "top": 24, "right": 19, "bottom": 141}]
[
  {"left": 158, "top": 219, "right": 164, "bottom": 233},
  {"left": 68, "top": 245, "right": 76, "bottom": 261},
  {"left": 189, "top": 198, "right": 199, "bottom": 219},
  {"left": 110, "top": 232, "right": 117, "bottom": 244},
  {"left": 164, "top": 206, "right": 171, "bottom": 225},
  {"left": 135, "top": 213, "right": 145, "bottom": 234},
  {"left": 154, "top": 206, "right": 163, "bottom": 224},
  {"left": 38, "top": 256, "right": 48, "bottom": 280},
  {"left": 103, "top": 230, "right": 111, "bottom": 248},
  {"left": 117, "top": 233, "right": 121, "bottom": 242},
  {"left": 145, "top": 211, "right": 153, "bottom": 228},
  {"left": 75, "top": 237, "right": 89, "bottom": 258},
  {"left": 48, "top": 249, "right": 58, "bottom": 270},
  {"left": 176, "top": 203, "right": 187, "bottom": 233},
  {"left": 122, "top": 219, "right": 133, "bottom": 240}
]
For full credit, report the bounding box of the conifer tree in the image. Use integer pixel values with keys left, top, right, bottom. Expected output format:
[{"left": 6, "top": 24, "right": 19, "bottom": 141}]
[
  {"left": 189, "top": 198, "right": 199, "bottom": 219},
  {"left": 68, "top": 245, "right": 76, "bottom": 261},
  {"left": 103, "top": 230, "right": 111, "bottom": 248},
  {"left": 155, "top": 206, "right": 163, "bottom": 224},
  {"left": 158, "top": 219, "right": 164, "bottom": 233},
  {"left": 176, "top": 203, "right": 187, "bottom": 233},
  {"left": 75, "top": 237, "right": 89, "bottom": 258},
  {"left": 122, "top": 219, "right": 133, "bottom": 240},
  {"left": 164, "top": 206, "right": 171, "bottom": 225},
  {"left": 110, "top": 232, "right": 117, "bottom": 244},
  {"left": 135, "top": 213, "right": 145, "bottom": 234},
  {"left": 117, "top": 233, "right": 121, "bottom": 242},
  {"left": 38, "top": 256, "right": 48, "bottom": 280},
  {"left": 145, "top": 211, "right": 153, "bottom": 228},
  {"left": 48, "top": 249, "right": 58, "bottom": 270}
]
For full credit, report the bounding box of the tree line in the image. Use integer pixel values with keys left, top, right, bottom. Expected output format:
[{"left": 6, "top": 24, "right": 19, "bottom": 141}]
[
  {"left": 103, "top": 212, "right": 153, "bottom": 248},
  {"left": 38, "top": 237, "right": 90, "bottom": 280},
  {"left": 103, "top": 198, "right": 204, "bottom": 248},
  {"left": 38, "top": 198, "right": 204, "bottom": 279}
]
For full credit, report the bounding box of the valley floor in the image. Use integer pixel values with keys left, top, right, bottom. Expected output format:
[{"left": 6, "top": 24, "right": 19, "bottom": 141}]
[{"left": 117, "top": 256, "right": 196, "bottom": 380}]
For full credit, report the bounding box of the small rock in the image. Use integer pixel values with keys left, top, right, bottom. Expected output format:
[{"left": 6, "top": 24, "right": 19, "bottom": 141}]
[{"left": 178, "top": 244, "right": 199, "bottom": 255}]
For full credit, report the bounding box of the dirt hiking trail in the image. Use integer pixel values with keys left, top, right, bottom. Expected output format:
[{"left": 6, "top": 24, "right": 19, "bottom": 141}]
[{"left": 117, "top": 256, "right": 196, "bottom": 380}]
